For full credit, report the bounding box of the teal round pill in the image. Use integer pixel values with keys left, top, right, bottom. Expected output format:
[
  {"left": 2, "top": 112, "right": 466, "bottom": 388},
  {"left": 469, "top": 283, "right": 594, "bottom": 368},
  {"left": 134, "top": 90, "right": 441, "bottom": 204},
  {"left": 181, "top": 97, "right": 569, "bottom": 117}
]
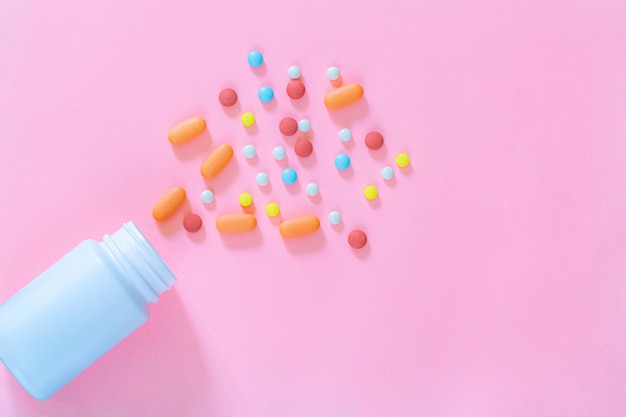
[
  {"left": 258, "top": 86, "right": 274, "bottom": 102},
  {"left": 200, "top": 190, "right": 214, "bottom": 204},
  {"left": 339, "top": 128, "right": 352, "bottom": 142},
  {"left": 327, "top": 66, "right": 340, "bottom": 80},
  {"left": 273, "top": 146, "right": 286, "bottom": 160},
  {"left": 243, "top": 144, "right": 256, "bottom": 159},
  {"left": 334, "top": 153, "right": 351, "bottom": 171},
  {"left": 305, "top": 183, "right": 319, "bottom": 197},
  {"left": 248, "top": 51, "right": 263, "bottom": 68},
  {"left": 381, "top": 166, "right": 394, "bottom": 180},
  {"left": 288, "top": 65, "right": 301, "bottom": 79},
  {"left": 256, "top": 172, "right": 269, "bottom": 186},
  {"left": 298, "top": 119, "right": 311, "bottom": 133},
  {"left": 281, "top": 168, "right": 298, "bottom": 185},
  {"left": 328, "top": 210, "right": 342, "bottom": 225}
]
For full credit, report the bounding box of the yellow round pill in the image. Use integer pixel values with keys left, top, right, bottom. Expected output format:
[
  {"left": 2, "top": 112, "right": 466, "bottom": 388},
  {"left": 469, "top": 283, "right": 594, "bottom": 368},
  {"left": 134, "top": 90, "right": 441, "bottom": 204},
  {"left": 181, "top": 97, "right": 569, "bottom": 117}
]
[
  {"left": 239, "top": 192, "right": 253, "bottom": 207},
  {"left": 241, "top": 112, "right": 255, "bottom": 127},
  {"left": 396, "top": 152, "right": 410, "bottom": 168},
  {"left": 266, "top": 202, "right": 280, "bottom": 217},
  {"left": 364, "top": 185, "right": 378, "bottom": 200}
]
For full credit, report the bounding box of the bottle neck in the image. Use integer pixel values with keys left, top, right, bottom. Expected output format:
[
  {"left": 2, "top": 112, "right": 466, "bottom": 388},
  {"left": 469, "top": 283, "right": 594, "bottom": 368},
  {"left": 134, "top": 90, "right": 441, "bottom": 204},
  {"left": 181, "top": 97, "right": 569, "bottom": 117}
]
[{"left": 102, "top": 222, "right": 176, "bottom": 304}]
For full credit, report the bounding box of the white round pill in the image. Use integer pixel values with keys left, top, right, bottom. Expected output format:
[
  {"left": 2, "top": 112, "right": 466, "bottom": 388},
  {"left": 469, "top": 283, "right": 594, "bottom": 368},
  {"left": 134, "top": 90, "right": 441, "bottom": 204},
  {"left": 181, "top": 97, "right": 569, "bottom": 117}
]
[
  {"left": 288, "top": 65, "right": 301, "bottom": 79},
  {"left": 327, "top": 66, "right": 340, "bottom": 81},
  {"left": 339, "top": 128, "right": 352, "bottom": 142}
]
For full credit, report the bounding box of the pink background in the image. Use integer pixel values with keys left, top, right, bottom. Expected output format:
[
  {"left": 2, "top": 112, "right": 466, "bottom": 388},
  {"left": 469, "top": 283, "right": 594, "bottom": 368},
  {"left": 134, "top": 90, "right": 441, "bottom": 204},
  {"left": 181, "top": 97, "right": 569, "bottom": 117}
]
[{"left": 1, "top": 0, "right": 626, "bottom": 416}]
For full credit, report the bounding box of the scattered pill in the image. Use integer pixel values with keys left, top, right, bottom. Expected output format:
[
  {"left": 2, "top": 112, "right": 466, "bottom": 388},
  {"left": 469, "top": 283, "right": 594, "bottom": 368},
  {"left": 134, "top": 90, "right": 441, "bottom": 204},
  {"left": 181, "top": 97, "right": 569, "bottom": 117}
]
[
  {"left": 396, "top": 152, "right": 410, "bottom": 168},
  {"left": 152, "top": 186, "right": 187, "bottom": 221},
  {"left": 243, "top": 144, "right": 256, "bottom": 159},
  {"left": 201, "top": 143, "right": 234, "bottom": 179},
  {"left": 256, "top": 172, "right": 269, "bottom": 186},
  {"left": 334, "top": 153, "right": 351, "bottom": 171},
  {"left": 241, "top": 112, "right": 255, "bottom": 127},
  {"left": 183, "top": 213, "right": 203, "bottom": 233},
  {"left": 279, "top": 117, "right": 298, "bottom": 136},
  {"left": 326, "top": 66, "right": 340, "bottom": 81},
  {"left": 305, "top": 182, "right": 319, "bottom": 197},
  {"left": 247, "top": 51, "right": 263, "bottom": 68},
  {"left": 258, "top": 86, "right": 274, "bottom": 102},
  {"left": 286, "top": 80, "right": 306, "bottom": 99},
  {"left": 364, "top": 185, "right": 378, "bottom": 200},
  {"left": 218, "top": 88, "right": 238, "bottom": 107},
  {"left": 324, "top": 83, "right": 364, "bottom": 110},
  {"left": 273, "top": 146, "right": 286, "bottom": 160},
  {"left": 279, "top": 215, "right": 320, "bottom": 238},
  {"left": 239, "top": 192, "right": 253, "bottom": 207},
  {"left": 328, "top": 211, "right": 342, "bottom": 225},
  {"left": 266, "top": 202, "right": 280, "bottom": 217},
  {"left": 294, "top": 138, "right": 313, "bottom": 158},
  {"left": 200, "top": 189, "right": 214, "bottom": 204},
  {"left": 339, "top": 128, "right": 352, "bottom": 142},
  {"left": 288, "top": 65, "right": 301, "bottom": 79},
  {"left": 365, "top": 131, "right": 384, "bottom": 150},
  {"left": 298, "top": 119, "right": 311, "bottom": 133},
  {"left": 216, "top": 213, "right": 257, "bottom": 234},
  {"left": 281, "top": 168, "right": 298, "bottom": 185},
  {"left": 168, "top": 116, "right": 206, "bottom": 146},
  {"left": 381, "top": 166, "right": 394, "bottom": 180},
  {"left": 348, "top": 229, "right": 367, "bottom": 249}
]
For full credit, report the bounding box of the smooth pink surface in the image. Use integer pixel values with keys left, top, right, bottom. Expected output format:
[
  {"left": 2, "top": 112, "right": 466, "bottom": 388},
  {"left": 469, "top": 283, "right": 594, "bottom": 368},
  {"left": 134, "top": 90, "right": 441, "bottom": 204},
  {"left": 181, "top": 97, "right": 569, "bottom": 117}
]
[{"left": 1, "top": 1, "right": 625, "bottom": 416}]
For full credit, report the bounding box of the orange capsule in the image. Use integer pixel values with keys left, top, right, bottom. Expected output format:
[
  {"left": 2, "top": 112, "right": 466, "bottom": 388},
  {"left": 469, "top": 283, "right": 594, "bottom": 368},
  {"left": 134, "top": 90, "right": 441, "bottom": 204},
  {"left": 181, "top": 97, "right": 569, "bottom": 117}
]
[
  {"left": 152, "top": 186, "right": 187, "bottom": 221},
  {"left": 201, "top": 144, "right": 234, "bottom": 179},
  {"left": 323, "top": 83, "right": 364, "bottom": 110},
  {"left": 168, "top": 116, "right": 206, "bottom": 145},
  {"left": 216, "top": 213, "right": 257, "bottom": 234},
  {"left": 279, "top": 215, "right": 320, "bottom": 238}
]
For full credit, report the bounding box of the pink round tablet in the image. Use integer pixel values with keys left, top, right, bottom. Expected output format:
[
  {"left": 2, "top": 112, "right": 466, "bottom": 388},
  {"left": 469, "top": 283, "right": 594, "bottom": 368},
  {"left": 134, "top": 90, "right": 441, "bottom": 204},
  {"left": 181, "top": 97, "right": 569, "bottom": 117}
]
[
  {"left": 279, "top": 117, "right": 298, "bottom": 136},
  {"left": 294, "top": 138, "right": 313, "bottom": 158},
  {"left": 365, "top": 131, "right": 384, "bottom": 150},
  {"left": 183, "top": 213, "right": 203, "bottom": 233},
  {"left": 218, "top": 88, "right": 238, "bottom": 107},
  {"left": 348, "top": 229, "right": 367, "bottom": 249},
  {"left": 286, "top": 80, "right": 306, "bottom": 100}
]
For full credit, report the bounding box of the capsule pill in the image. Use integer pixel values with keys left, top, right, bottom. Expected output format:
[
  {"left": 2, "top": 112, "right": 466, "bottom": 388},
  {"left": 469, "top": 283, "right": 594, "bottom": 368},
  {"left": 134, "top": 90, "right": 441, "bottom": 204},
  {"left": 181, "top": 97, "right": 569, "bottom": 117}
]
[
  {"left": 216, "top": 213, "right": 258, "bottom": 234},
  {"left": 201, "top": 143, "right": 234, "bottom": 179},
  {"left": 168, "top": 116, "right": 206, "bottom": 146},
  {"left": 152, "top": 186, "right": 187, "bottom": 221},
  {"left": 324, "top": 83, "right": 364, "bottom": 110},
  {"left": 279, "top": 215, "right": 320, "bottom": 238}
]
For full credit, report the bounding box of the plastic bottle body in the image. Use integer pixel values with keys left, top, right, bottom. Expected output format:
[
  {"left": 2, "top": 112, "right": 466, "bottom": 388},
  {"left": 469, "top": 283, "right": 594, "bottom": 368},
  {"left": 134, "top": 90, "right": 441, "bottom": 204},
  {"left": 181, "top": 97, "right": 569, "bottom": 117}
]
[{"left": 0, "top": 222, "right": 175, "bottom": 400}]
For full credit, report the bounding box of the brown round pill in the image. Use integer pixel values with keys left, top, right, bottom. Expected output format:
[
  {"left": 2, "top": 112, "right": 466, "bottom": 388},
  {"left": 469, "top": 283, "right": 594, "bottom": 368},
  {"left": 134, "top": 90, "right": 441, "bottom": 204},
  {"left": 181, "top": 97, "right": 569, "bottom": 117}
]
[
  {"left": 294, "top": 138, "right": 313, "bottom": 158},
  {"left": 365, "top": 131, "right": 384, "bottom": 150},
  {"left": 348, "top": 229, "right": 367, "bottom": 249},
  {"left": 218, "top": 88, "right": 238, "bottom": 107},
  {"left": 279, "top": 117, "right": 298, "bottom": 136},
  {"left": 286, "top": 80, "right": 306, "bottom": 99},
  {"left": 183, "top": 213, "right": 203, "bottom": 233}
]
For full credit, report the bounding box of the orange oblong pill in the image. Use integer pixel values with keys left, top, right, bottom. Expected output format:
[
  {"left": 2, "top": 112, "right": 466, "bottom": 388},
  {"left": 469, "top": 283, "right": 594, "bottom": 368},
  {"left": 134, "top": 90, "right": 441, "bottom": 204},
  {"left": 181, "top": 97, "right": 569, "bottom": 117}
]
[
  {"left": 152, "top": 186, "right": 187, "bottom": 221},
  {"left": 279, "top": 215, "right": 320, "bottom": 238},
  {"left": 168, "top": 116, "right": 206, "bottom": 145},
  {"left": 201, "top": 143, "right": 234, "bottom": 179},
  {"left": 323, "top": 83, "right": 364, "bottom": 110},
  {"left": 216, "top": 213, "right": 257, "bottom": 234}
]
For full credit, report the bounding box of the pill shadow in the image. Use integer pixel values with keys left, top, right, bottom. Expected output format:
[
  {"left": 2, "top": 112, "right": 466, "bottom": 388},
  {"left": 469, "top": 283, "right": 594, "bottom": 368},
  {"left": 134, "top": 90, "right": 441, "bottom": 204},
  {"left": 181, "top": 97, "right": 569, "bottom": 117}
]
[
  {"left": 205, "top": 155, "right": 240, "bottom": 193},
  {"left": 330, "top": 76, "right": 343, "bottom": 89},
  {"left": 156, "top": 199, "right": 192, "bottom": 237},
  {"left": 259, "top": 182, "right": 272, "bottom": 195},
  {"left": 171, "top": 130, "right": 211, "bottom": 161},
  {"left": 187, "top": 223, "right": 207, "bottom": 243},
  {"left": 285, "top": 181, "right": 302, "bottom": 194},
  {"left": 399, "top": 164, "right": 413, "bottom": 176},
  {"left": 351, "top": 242, "right": 371, "bottom": 259},
  {"left": 308, "top": 193, "right": 322, "bottom": 205},
  {"left": 383, "top": 175, "right": 397, "bottom": 188},
  {"left": 262, "top": 99, "right": 277, "bottom": 112},
  {"left": 298, "top": 151, "right": 317, "bottom": 169},
  {"left": 282, "top": 228, "right": 326, "bottom": 254},
  {"left": 326, "top": 96, "right": 370, "bottom": 127},
  {"left": 221, "top": 101, "right": 242, "bottom": 119},
  {"left": 368, "top": 197, "right": 382, "bottom": 210},
  {"left": 342, "top": 139, "right": 355, "bottom": 150},
  {"left": 368, "top": 143, "right": 388, "bottom": 161},
  {"left": 338, "top": 165, "right": 354, "bottom": 180},
  {"left": 9, "top": 291, "right": 209, "bottom": 416},
  {"left": 251, "top": 63, "right": 267, "bottom": 77},
  {"left": 218, "top": 227, "right": 263, "bottom": 249},
  {"left": 245, "top": 154, "right": 259, "bottom": 166},
  {"left": 244, "top": 123, "right": 259, "bottom": 136},
  {"left": 290, "top": 94, "right": 309, "bottom": 111},
  {"left": 331, "top": 222, "right": 344, "bottom": 233}
]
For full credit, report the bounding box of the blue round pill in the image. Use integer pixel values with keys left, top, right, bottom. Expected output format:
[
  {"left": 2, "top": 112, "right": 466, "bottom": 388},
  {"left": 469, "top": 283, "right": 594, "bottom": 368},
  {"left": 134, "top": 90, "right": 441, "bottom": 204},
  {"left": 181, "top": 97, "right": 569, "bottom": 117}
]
[
  {"left": 338, "top": 128, "right": 352, "bottom": 142},
  {"left": 273, "top": 146, "right": 286, "bottom": 161},
  {"left": 258, "top": 86, "right": 274, "bottom": 102},
  {"left": 298, "top": 119, "right": 311, "bottom": 133},
  {"left": 243, "top": 144, "right": 256, "bottom": 159},
  {"left": 334, "top": 153, "right": 351, "bottom": 171},
  {"left": 305, "top": 182, "right": 319, "bottom": 197},
  {"left": 256, "top": 172, "right": 269, "bottom": 187},
  {"left": 281, "top": 168, "right": 298, "bottom": 185},
  {"left": 381, "top": 166, "right": 394, "bottom": 180},
  {"left": 288, "top": 65, "right": 301, "bottom": 79},
  {"left": 247, "top": 51, "right": 263, "bottom": 68},
  {"left": 328, "top": 210, "right": 342, "bottom": 225},
  {"left": 327, "top": 66, "right": 340, "bottom": 81},
  {"left": 200, "top": 190, "right": 214, "bottom": 204}
]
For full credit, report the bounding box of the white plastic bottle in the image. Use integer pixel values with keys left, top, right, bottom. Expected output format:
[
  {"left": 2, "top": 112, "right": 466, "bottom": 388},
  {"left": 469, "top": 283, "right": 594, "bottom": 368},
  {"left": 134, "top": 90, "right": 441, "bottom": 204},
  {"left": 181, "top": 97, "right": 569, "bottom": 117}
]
[{"left": 0, "top": 221, "right": 176, "bottom": 400}]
